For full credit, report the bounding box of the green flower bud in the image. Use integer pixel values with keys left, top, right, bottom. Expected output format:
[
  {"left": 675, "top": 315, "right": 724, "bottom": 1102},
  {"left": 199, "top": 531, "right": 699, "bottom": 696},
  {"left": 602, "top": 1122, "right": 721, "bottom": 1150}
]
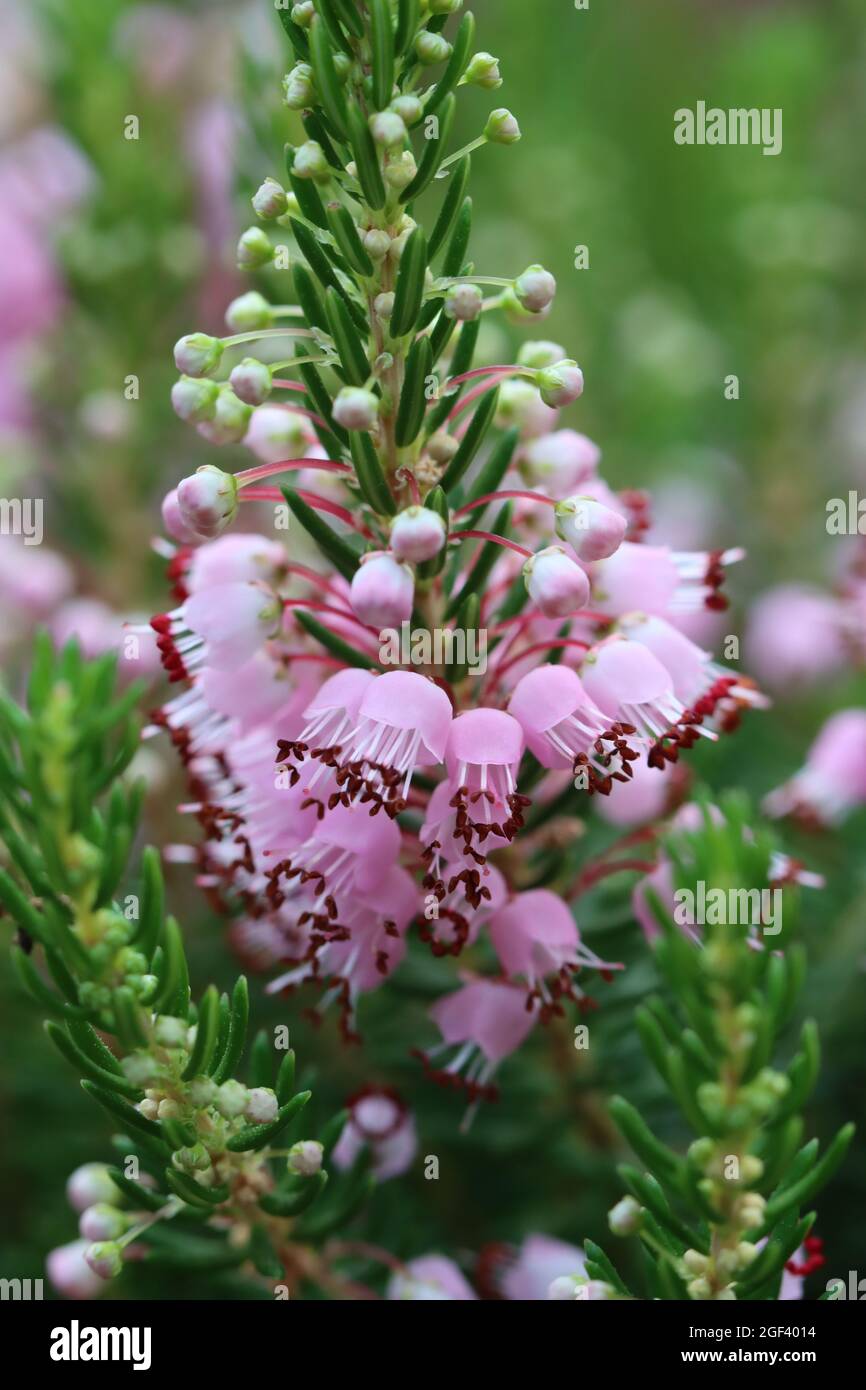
[
  {"left": 374, "top": 292, "right": 395, "bottom": 321},
  {"left": 464, "top": 52, "right": 502, "bottom": 89},
  {"left": 291, "top": 2, "right": 314, "bottom": 24},
  {"left": 485, "top": 107, "right": 522, "bottom": 145},
  {"left": 215, "top": 1080, "right": 249, "bottom": 1118},
  {"left": 154, "top": 1015, "right": 188, "bottom": 1048},
  {"left": 363, "top": 228, "right": 392, "bottom": 262},
  {"left": 188, "top": 1076, "right": 218, "bottom": 1107},
  {"left": 429, "top": 0, "right": 463, "bottom": 12},
  {"left": 513, "top": 264, "right": 556, "bottom": 313},
  {"left": 517, "top": 339, "right": 567, "bottom": 370},
  {"left": 252, "top": 177, "right": 288, "bottom": 220},
  {"left": 85, "top": 1241, "right": 123, "bottom": 1280},
  {"left": 172, "top": 1143, "right": 211, "bottom": 1172},
  {"left": 197, "top": 388, "right": 253, "bottom": 446},
  {"left": 416, "top": 31, "right": 452, "bottom": 65},
  {"left": 283, "top": 62, "right": 315, "bottom": 109},
  {"left": 293, "top": 140, "right": 330, "bottom": 184},
  {"left": 226, "top": 290, "right": 274, "bottom": 332},
  {"left": 173, "top": 332, "right": 223, "bottom": 378},
  {"left": 444, "top": 283, "right": 483, "bottom": 322},
  {"left": 608, "top": 1195, "right": 644, "bottom": 1236},
  {"left": 384, "top": 151, "right": 418, "bottom": 190},
  {"left": 427, "top": 430, "right": 459, "bottom": 464},
  {"left": 236, "top": 226, "right": 274, "bottom": 271},
  {"left": 391, "top": 94, "right": 424, "bottom": 126},
  {"left": 171, "top": 377, "right": 220, "bottom": 424}
]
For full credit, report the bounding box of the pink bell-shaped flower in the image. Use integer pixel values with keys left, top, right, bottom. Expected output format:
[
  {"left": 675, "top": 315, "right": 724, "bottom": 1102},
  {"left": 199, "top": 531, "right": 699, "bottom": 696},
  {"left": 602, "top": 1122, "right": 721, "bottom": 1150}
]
[
  {"left": 488, "top": 888, "right": 622, "bottom": 1018},
  {"left": 509, "top": 663, "right": 638, "bottom": 795}
]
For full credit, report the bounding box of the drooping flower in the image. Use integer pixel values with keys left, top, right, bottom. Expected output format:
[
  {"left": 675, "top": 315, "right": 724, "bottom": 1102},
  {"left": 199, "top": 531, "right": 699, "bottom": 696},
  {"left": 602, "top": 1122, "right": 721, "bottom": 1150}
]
[
  {"left": 509, "top": 663, "right": 639, "bottom": 795},
  {"left": 488, "top": 889, "right": 623, "bottom": 1017},
  {"left": 332, "top": 1088, "right": 418, "bottom": 1181}
]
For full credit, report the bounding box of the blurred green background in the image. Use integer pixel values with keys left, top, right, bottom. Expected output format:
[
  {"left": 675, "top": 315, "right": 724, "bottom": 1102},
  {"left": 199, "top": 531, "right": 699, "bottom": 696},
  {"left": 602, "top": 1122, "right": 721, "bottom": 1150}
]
[{"left": 1, "top": 0, "right": 865, "bottom": 1296}]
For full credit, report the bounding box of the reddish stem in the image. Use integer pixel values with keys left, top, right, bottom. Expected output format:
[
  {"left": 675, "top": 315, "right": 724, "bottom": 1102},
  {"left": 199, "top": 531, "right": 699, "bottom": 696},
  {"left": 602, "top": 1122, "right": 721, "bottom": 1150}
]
[
  {"left": 395, "top": 468, "right": 421, "bottom": 506},
  {"left": 449, "top": 529, "right": 533, "bottom": 559},
  {"left": 454, "top": 490, "right": 556, "bottom": 518},
  {"left": 492, "top": 637, "right": 591, "bottom": 682},
  {"left": 270, "top": 379, "right": 308, "bottom": 394},
  {"left": 282, "top": 598, "right": 379, "bottom": 636},
  {"left": 571, "top": 858, "right": 657, "bottom": 899},
  {"left": 240, "top": 486, "right": 373, "bottom": 538},
  {"left": 237, "top": 458, "right": 351, "bottom": 485}
]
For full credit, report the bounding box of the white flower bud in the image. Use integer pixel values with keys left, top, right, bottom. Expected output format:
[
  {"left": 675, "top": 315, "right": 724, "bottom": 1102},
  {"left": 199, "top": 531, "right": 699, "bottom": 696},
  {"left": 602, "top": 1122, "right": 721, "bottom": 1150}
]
[
  {"left": 157, "top": 1098, "right": 181, "bottom": 1119},
  {"left": 363, "top": 228, "right": 392, "bottom": 261},
  {"left": 391, "top": 94, "right": 423, "bottom": 126},
  {"left": 485, "top": 108, "right": 522, "bottom": 145},
  {"left": 137, "top": 1098, "right": 159, "bottom": 1121},
  {"left": 283, "top": 62, "right": 315, "bottom": 109},
  {"left": 416, "top": 31, "right": 452, "bottom": 65},
  {"left": 214, "top": 1079, "right": 249, "bottom": 1118},
  {"left": 188, "top": 1076, "right": 218, "bottom": 1107},
  {"left": 288, "top": 1140, "right": 324, "bottom": 1177},
  {"left": 333, "top": 386, "right": 380, "bottom": 432},
  {"left": 85, "top": 1241, "right": 123, "bottom": 1281},
  {"left": 555, "top": 496, "right": 627, "bottom": 562},
  {"left": 154, "top": 1015, "right": 188, "bottom": 1047},
  {"left": 370, "top": 111, "right": 407, "bottom": 147},
  {"left": 293, "top": 140, "right": 330, "bottom": 184},
  {"left": 548, "top": 1275, "right": 581, "bottom": 1300},
  {"left": 66, "top": 1163, "right": 118, "bottom": 1214},
  {"left": 517, "top": 339, "right": 567, "bottom": 370},
  {"left": 236, "top": 226, "right": 274, "bottom": 270},
  {"left": 252, "top": 177, "right": 288, "bottom": 220},
  {"left": 384, "top": 151, "right": 417, "bottom": 190},
  {"left": 608, "top": 1195, "right": 643, "bottom": 1236},
  {"left": 464, "top": 52, "right": 502, "bottom": 89},
  {"left": 291, "top": 2, "right": 314, "bottom": 25},
  {"left": 176, "top": 464, "right": 239, "bottom": 539},
  {"left": 524, "top": 545, "right": 591, "bottom": 618},
  {"left": 245, "top": 1087, "right": 279, "bottom": 1125},
  {"left": 230, "top": 357, "right": 273, "bottom": 406},
  {"left": 225, "top": 290, "right": 274, "bottom": 332},
  {"left": 390, "top": 506, "right": 448, "bottom": 563},
  {"left": 444, "top": 283, "right": 483, "bottom": 322},
  {"left": 514, "top": 264, "right": 557, "bottom": 313},
  {"left": 374, "top": 292, "right": 395, "bottom": 321},
  {"left": 173, "top": 333, "right": 223, "bottom": 378},
  {"left": 536, "top": 358, "right": 584, "bottom": 408}
]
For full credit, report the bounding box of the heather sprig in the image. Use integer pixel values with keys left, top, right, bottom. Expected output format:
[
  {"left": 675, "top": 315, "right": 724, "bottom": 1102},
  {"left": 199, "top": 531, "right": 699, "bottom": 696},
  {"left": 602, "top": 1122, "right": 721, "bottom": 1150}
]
[
  {"left": 0, "top": 637, "right": 373, "bottom": 1296},
  {"left": 588, "top": 798, "right": 854, "bottom": 1302}
]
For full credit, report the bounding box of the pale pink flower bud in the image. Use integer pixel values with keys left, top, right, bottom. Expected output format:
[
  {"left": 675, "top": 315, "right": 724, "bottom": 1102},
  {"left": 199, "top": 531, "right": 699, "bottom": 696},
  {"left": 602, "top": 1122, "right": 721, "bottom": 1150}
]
[
  {"left": 495, "top": 379, "right": 558, "bottom": 439},
  {"left": 244, "top": 403, "right": 318, "bottom": 462},
  {"left": 555, "top": 496, "right": 627, "bottom": 561},
  {"left": 514, "top": 264, "right": 557, "bottom": 313},
  {"left": 173, "top": 332, "right": 223, "bottom": 378},
  {"left": 252, "top": 176, "right": 288, "bottom": 219},
  {"left": 485, "top": 107, "right": 522, "bottom": 144},
  {"left": 333, "top": 386, "right": 379, "bottom": 431},
  {"left": 524, "top": 546, "right": 591, "bottom": 618},
  {"left": 445, "top": 283, "right": 483, "bottom": 321},
  {"left": 245, "top": 1087, "right": 279, "bottom": 1124},
  {"left": 370, "top": 110, "right": 407, "bottom": 146},
  {"left": 196, "top": 387, "right": 252, "bottom": 445},
  {"left": 171, "top": 375, "right": 219, "bottom": 423},
  {"left": 66, "top": 1163, "right": 118, "bottom": 1213},
  {"left": 388, "top": 1256, "right": 478, "bottom": 1301},
  {"left": 176, "top": 465, "right": 239, "bottom": 539},
  {"left": 536, "top": 359, "right": 584, "bottom": 408},
  {"left": 161, "top": 488, "right": 201, "bottom": 545},
  {"left": 390, "top": 506, "right": 447, "bottom": 563},
  {"left": 350, "top": 552, "right": 414, "bottom": 628},
  {"left": 287, "top": 1140, "right": 324, "bottom": 1177},
  {"left": 226, "top": 290, "right": 274, "bottom": 332},
  {"left": 79, "top": 1204, "right": 127, "bottom": 1242},
  {"left": 229, "top": 357, "right": 272, "bottom": 406},
  {"left": 609, "top": 1195, "right": 643, "bottom": 1235},
  {"left": 525, "top": 429, "right": 600, "bottom": 491},
  {"left": 47, "top": 1240, "right": 106, "bottom": 1299},
  {"left": 215, "top": 1080, "right": 249, "bottom": 1118},
  {"left": 501, "top": 1235, "right": 589, "bottom": 1301}
]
